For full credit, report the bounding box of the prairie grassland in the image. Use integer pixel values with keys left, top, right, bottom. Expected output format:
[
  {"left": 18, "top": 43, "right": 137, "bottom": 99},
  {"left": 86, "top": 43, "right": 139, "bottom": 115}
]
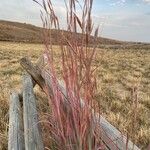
[{"left": 0, "top": 41, "right": 149, "bottom": 149}]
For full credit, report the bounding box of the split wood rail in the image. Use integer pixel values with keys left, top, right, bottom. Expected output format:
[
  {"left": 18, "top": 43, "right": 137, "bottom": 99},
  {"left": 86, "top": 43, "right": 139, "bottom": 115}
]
[{"left": 8, "top": 57, "right": 140, "bottom": 150}]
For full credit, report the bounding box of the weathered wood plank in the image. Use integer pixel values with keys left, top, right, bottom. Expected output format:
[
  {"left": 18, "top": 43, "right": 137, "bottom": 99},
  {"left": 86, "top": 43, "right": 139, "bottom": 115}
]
[
  {"left": 8, "top": 91, "right": 24, "bottom": 150},
  {"left": 20, "top": 57, "right": 140, "bottom": 150},
  {"left": 20, "top": 57, "right": 53, "bottom": 99},
  {"left": 96, "top": 115, "right": 140, "bottom": 150},
  {"left": 19, "top": 56, "right": 45, "bottom": 101},
  {"left": 23, "top": 74, "right": 44, "bottom": 150},
  {"left": 20, "top": 57, "right": 45, "bottom": 89}
]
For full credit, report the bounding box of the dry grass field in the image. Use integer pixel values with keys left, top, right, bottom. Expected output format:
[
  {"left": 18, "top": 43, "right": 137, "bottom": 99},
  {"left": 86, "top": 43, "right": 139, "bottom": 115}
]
[{"left": 0, "top": 41, "right": 150, "bottom": 149}]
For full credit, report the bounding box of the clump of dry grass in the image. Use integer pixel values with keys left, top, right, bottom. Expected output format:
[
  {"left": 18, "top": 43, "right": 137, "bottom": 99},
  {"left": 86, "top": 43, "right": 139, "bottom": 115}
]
[{"left": 33, "top": 0, "right": 107, "bottom": 149}]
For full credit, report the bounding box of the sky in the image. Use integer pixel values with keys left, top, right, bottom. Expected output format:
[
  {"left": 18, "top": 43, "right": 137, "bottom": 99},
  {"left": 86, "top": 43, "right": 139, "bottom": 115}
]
[{"left": 0, "top": 0, "right": 150, "bottom": 42}]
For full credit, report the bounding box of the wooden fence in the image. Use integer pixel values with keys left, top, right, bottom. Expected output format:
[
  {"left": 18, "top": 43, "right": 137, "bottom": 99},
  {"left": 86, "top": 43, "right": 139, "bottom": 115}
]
[{"left": 8, "top": 57, "right": 140, "bottom": 150}]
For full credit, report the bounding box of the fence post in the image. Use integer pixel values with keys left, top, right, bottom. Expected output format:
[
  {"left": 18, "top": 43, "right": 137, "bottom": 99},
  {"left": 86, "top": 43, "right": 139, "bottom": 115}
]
[
  {"left": 8, "top": 91, "right": 24, "bottom": 150},
  {"left": 23, "top": 74, "right": 44, "bottom": 150}
]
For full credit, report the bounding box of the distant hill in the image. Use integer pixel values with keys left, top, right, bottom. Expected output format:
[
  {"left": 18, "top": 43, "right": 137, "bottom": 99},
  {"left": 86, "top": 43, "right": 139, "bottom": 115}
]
[
  {"left": 0, "top": 20, "right": 122, "bottom": 44},
  {"left": 0, "top": 20, "right": 43, "bottom": 43},
  {"left": 0, "top": 20, "right": 150, "bottom": 50}
]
